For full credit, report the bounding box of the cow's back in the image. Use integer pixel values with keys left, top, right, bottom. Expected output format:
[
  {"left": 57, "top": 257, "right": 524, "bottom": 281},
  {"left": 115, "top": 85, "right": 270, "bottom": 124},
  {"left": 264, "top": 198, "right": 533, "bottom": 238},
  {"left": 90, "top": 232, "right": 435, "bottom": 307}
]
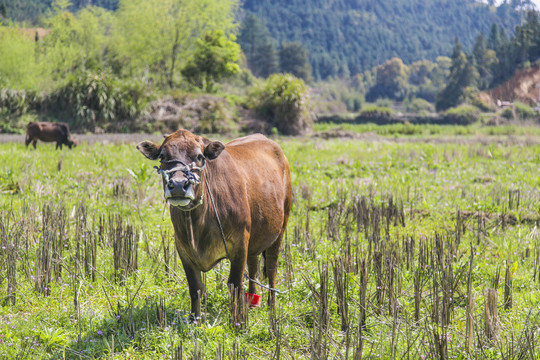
[{"left": 31, "top": 122, "right": 67, "bottom": 142}]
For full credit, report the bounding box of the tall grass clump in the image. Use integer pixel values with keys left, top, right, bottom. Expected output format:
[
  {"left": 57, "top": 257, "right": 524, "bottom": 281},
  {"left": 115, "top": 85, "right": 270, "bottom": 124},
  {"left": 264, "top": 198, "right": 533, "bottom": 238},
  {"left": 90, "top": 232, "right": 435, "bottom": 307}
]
[{"left": 250, "top": 73, "right": 314, "bottom": 135}]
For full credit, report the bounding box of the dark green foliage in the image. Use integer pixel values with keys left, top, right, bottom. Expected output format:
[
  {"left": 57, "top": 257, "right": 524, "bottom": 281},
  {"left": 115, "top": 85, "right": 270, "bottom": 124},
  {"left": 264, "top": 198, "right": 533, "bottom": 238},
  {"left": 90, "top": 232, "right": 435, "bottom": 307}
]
[
  {"left": 435, "top": 39, "right": 477, "bottom": 111},
  {"left": 0, "top": 1, "right": 7, "bottom": 20},
  {"left": 238, "top": 14, "right": 278, "bottom": 78},
  {"left": 472, "top": 34, "right": 496, "bottom": 90},
  {"left": 4, "top": 0, "right": 118, "bottom": 23},
  {"left": 251, "top": 73, "right": 314, "bottom": 135},
  {"left": 244, "top": 0, "right": 521, "bottom": 79},
  {"left": 181, "top": 30, "right": 241, "bottom": 93},
  {"left": 500, "top": 106, "right": 515, "bottom": 120},
  {"left": 279, "top": 42, "right": 313, "bottom": 82},
  {"left": 47, "top": 70, "right": 147, "bottom": 132}
]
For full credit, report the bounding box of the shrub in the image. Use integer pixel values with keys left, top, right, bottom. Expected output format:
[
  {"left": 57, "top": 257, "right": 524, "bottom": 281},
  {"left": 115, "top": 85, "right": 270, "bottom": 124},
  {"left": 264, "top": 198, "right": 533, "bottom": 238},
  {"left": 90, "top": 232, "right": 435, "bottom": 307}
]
[
  {"left": 405, "top": 98, "right": 434, "bottom": 113},
  {"left": 442, "top": 105, "right": 480, "bottom": 125},
  {"left": 251, "top": 74, "right": 314, "bottom": 135},
  {"left": 500, "top": 107, "right": 514, "bottom": 120},
  {"left": 0, "top": 112, "right": 38, "bottom": 134},
  {"left": 177, "top": 95, "right": 236, "bottom": 135},
  {"left": 48, "top": 70, "right": 147, "bottom": 132},
  {"left": 470, "top": 96, "right": 493, "bottom": 112},
  {"left": 0, "top": 88, "right": 41, "bottom": 116},
  {"left": 140, "top": 94, "right": 236, "bottom": 135},
  {"left": 358, "top": 105, "right": 394, "bottom": 118},
  {"left": 513, "top": 101, "right": 537, "bottom": 120},
  {"left": 375, "top": 98, "right": 394, "bottom": 108}
]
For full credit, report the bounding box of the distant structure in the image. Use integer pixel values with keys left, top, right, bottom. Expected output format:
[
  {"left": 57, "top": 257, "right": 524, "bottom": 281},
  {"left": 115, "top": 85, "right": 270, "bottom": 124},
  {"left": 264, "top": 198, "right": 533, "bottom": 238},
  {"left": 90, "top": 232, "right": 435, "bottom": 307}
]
[{"left": 497, "top": 99, "right": 513, "bottom": 108}]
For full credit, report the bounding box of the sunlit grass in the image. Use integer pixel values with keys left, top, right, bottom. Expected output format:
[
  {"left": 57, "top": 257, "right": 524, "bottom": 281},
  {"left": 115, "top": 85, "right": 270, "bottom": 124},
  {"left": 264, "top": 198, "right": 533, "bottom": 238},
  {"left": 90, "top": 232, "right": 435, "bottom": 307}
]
[{"left": 0, "top": 131, "right": 539, "bottom": 358}]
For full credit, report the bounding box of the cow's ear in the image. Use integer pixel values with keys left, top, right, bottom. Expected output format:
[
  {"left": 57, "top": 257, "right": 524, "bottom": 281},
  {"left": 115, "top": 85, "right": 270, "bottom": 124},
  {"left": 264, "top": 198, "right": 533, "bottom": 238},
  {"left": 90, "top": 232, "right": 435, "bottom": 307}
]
[
  {"left": 204, "top": 141, "right": 225, "bottom": 160},
  {"left": 137, "top": 141, "right": 160, "bottom": 160}
]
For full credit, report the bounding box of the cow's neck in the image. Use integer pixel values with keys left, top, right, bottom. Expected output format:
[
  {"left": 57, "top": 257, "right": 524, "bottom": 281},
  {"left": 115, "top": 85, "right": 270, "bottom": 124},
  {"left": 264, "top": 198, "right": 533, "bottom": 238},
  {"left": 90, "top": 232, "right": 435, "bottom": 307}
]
[{"left": 171, "top": 163, "right": 227, "bottom": 268}]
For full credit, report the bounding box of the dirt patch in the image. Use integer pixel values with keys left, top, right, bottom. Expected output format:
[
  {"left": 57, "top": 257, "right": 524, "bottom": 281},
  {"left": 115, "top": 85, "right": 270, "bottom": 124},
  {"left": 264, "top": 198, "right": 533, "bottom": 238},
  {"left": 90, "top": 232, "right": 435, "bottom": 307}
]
[{"left": 479, "top": 66, "right": 540, "bottom": 107}]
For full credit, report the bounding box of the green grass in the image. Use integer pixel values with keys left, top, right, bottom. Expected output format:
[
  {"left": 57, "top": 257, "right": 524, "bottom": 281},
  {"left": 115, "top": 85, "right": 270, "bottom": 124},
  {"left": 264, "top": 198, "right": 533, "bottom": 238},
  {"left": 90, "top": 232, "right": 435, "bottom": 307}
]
[
  {"left": 313, "top": 122, "right": 540, "bottom": 138},
  {"left": 0, "top": 131, "right": 539, "bottom": 359}
]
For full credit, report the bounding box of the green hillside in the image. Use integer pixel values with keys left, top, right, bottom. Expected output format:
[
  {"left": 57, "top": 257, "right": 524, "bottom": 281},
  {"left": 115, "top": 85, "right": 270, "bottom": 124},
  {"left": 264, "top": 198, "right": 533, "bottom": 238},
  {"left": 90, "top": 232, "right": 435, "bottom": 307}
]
[
  {"left": 242, "top": 0, "right": 523, "bottom": 79},
  {"left": 4, "top": 0, "right": 526, "bottom": 80},
  {"left": 2, "top": 0, "right": 117, "bottom": 22}
]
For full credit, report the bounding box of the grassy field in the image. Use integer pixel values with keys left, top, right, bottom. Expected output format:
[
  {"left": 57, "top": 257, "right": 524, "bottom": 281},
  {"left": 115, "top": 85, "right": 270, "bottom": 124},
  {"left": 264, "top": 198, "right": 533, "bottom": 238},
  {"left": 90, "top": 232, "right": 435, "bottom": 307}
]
[{"left": 0, "top": 127, "right": 539, "bottom": 359}]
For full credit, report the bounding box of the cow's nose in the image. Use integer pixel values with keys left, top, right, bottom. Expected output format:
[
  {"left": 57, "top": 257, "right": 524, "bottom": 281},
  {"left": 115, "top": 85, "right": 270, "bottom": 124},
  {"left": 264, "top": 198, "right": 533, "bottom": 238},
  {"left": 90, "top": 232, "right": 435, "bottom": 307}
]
[{"left": 168, "top": 178, "right": 190, "bottom": 196}]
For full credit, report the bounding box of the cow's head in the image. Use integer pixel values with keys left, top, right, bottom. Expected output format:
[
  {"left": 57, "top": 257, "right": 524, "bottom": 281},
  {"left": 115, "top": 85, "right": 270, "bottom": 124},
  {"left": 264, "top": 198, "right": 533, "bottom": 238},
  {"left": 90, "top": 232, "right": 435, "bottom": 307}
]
[
  {"left": 137, "top": 129, "right": 224, "bottom": 209},
  {"left": 67, "top": 138, "right": 77, "bottom": 149}
]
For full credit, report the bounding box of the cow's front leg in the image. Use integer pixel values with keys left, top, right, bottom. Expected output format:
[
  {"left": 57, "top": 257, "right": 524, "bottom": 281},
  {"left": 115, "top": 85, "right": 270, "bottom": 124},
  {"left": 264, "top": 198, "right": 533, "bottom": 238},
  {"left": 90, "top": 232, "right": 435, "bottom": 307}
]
[
  {"left": 246, "top": 254, "right": 259, "bottom": 295},
  {"left": 180, "top": 258, "right": 204, "bottom": 320},
  {"left": 227, "top": 229, "right": 249, "bottom": 291}
]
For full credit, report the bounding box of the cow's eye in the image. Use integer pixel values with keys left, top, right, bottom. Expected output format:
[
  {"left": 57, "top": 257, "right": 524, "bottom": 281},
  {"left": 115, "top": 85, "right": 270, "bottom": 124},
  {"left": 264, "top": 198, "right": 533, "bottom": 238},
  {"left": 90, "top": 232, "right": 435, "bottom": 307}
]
[{"left": 197, "top": 154, "right": 205, "bottom": 162}]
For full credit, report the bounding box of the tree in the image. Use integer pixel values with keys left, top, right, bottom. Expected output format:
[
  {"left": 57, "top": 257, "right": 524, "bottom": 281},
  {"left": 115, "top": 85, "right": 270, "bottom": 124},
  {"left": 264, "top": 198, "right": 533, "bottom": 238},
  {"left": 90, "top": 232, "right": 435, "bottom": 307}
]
[
  {"left": 366, "top": 57, "right": 409, "bottom": 101},
  {"left": 513, "top": 11, "right": 540, "bottom": 63},
  {"left": 238, "top": 14, "right": 278, "bottom": 78},
  {"left": 0, "top": 27, "right": 44, "bottom": 89},
  {"left": 181, "top": 30, "right": 241, "bottom": 93},
  {"left": 40, "top": 3, "right": 112, "bottom": 82},
  {"left": 409, "top": 60, "right": 434, "bottom": 86},
  {"left": 435, "top": 39, "right": 477, "bottom": 111},
  {"left": 113, "top": 0, "right": 237, "bottom": 87},
  {"left": 279, "top": 42, "right": 312, "bottom": 82},
  {"left": 472, "top": 34, "right": 497, "bottom": 90},
  {"left": 0, "top": 1, "right": 7, "bottom": 20},
  {"left": 488, "top": 23, "right": 501, "bottom": 52}
]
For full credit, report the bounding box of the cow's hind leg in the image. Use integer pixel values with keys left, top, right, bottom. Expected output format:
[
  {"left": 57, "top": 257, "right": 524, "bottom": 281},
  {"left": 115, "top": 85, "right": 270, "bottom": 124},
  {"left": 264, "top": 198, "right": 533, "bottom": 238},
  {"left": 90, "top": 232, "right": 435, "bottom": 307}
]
[
  {"left": 264, "top": 237, "right": 282, "bottom": 308},
  {"left": 25, "top": 135, "right": 31, "bottom": 147},
  {"left": 32, "top": 140, "right": 37, "bottom": 149}
]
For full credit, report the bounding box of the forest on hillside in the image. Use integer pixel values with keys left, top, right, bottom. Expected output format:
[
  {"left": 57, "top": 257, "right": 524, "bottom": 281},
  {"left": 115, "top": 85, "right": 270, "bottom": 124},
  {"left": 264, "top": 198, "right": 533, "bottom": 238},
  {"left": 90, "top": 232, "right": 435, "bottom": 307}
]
[
  {"left": 1, "top": 0, "right": 540, "bottom": 135},
  {"left": 3, "top": 0, "right": 531, "bottom": 79},
  {"left": 241, "top": 0, "right": 527, "bottom": 79}
]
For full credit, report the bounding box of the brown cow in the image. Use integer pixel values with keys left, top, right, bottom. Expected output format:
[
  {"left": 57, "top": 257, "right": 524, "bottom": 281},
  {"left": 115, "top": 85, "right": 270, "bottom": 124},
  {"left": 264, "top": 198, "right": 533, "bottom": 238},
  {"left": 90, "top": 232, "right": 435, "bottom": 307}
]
[
  {"left": 137, "top": 129, "right": 292, "bottom": 318},
  {"left": 25, "top": 121, "right": 77, "bottom": 150}
]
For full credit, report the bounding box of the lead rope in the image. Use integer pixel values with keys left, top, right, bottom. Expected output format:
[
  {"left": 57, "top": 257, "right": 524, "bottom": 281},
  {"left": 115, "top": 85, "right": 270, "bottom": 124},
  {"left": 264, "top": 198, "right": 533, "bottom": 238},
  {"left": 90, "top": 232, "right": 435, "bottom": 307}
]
[
  {"left": 203, "top": 173, "right": 285, "bottom": 294},
  {"left": 203, "top": 173, "right": 230, "bottom": 260}
]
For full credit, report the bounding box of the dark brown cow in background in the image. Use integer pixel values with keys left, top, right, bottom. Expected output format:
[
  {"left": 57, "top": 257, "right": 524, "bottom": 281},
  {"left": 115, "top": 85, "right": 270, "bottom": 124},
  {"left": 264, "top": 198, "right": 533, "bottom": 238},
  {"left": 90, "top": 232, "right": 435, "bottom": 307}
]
[
  {"left": 137, "top": 129, "right": 292, "bottom": 318},
  {"left": 25, "top": 121, "right": 77, "bottom": 150}
]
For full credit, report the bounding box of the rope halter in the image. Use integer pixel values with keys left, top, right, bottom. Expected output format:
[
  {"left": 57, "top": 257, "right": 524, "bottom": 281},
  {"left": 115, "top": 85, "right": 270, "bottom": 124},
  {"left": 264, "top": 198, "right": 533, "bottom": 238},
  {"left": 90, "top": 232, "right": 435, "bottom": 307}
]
[{"left": 154, "top": 159, "right": 205, "bottom": 188}]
